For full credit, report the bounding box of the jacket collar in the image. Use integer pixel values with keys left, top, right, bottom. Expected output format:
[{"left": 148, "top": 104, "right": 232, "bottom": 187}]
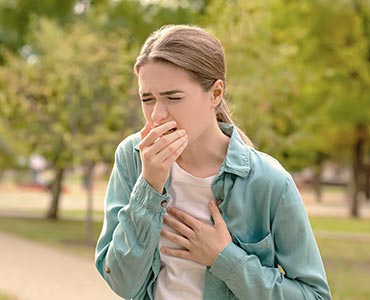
[
  {"left": 134, "top": 122, "right": 251, "bottom": 178},
  {"left": 218, "top": 123, "right": 251, "bottom": 178}
]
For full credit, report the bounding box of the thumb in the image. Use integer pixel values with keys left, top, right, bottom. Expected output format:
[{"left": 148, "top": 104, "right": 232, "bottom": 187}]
[
  {"left": 140, "top": 122, "right": 151, "bottom": 139},
  {"left": 208, "top": 200, "right": 224, "bottom": 225}
]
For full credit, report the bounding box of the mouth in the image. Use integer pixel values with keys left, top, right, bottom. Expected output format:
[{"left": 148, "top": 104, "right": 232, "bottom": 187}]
[{"left": 163, "top": 128, "right": 177, "bottom": 135}]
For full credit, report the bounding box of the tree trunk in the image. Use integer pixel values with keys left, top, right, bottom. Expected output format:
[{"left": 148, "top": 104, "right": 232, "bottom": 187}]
[
  {"left": 83, "top": 161, "right": 95, "bottom": 245},
  {"left": 364, "top": 163, "right": 370, "bottom": 201},
  {"left": 313, "top": 152, "right": 325, "bottom": 202},
  {"left": 353, "top": 1, "right": 370, "bottom": 201},
  {"left": 46, "top": 167, "right": 65, "bottom": 219},
  {"left": 350, "top": 123, "right": 367, "bottom": 218}
]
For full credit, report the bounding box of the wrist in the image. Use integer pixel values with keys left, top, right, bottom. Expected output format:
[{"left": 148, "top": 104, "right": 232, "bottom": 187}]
[
  {"left": 152, "top": 183, "right": 165, "bottom": 194},
  {"left": 144, "top": 177, "right": 164, "bottom": 194}
]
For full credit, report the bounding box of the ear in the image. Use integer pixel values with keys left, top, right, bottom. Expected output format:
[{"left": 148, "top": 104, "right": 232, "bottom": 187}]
[{"left": 210, "top": 79, "right": 224, "bottom": 108}]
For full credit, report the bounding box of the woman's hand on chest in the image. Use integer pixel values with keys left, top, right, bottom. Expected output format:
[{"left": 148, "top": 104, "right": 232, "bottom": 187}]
[{"left": 160, "top": 200, "right": 232, "bottom": 266}]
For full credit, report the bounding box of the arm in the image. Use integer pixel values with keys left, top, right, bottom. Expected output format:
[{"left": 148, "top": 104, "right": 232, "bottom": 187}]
[
  {"left": 95, "top": 142, "right": 169, "bottom": 299},
  {"left": 209, "top": 177, "right": 331, "bottom": 300},
  {"left": 96, "top": 122, "right": 188, "bottom": 299}
]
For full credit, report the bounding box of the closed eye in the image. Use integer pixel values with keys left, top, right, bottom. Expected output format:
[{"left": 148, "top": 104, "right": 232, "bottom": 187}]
[
  {"left": 141, "top": 98, "right": 154, "bottom": 102},
  {"left": 168, "top": 97, "right": 182, "bottom": 101}
]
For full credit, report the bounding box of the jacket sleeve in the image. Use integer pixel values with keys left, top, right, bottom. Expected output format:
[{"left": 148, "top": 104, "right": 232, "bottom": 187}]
[
  {"left": 209, "top": 177, "right": 331, "bottom": 300},
  {"left": 95, "top": 141, "right": 169, "bottom": 299}
]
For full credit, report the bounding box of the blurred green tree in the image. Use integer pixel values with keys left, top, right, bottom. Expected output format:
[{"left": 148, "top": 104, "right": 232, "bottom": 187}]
[
  {"left": 0, "top": 0, "right": 76, "bottom": 55},
  {"left": 87, "top": 0, "right": 203, "bottom": 45},
  {"left": 0, "top": 120, "right": 22, "bottom": 174},
  {"left": 0, "top": 18, "right": 139, "bottom": 219},
  {"left": 0, "top": 0, "right": 203, "bottom": 57}
]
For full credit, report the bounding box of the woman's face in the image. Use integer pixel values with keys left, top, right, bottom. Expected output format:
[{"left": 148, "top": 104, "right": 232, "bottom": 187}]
[{"left": 138, "top": 62, "right": 218, "bottom": 145}]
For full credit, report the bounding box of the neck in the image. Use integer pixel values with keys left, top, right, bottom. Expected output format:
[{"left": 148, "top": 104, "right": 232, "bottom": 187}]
[{"left": 176, "top": 122, "right": 230, "bottom": 178}]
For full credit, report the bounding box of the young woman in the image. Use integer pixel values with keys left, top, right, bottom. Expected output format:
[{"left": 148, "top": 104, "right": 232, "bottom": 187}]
[{"left": 95, "top": 24, "right": 331, "bottom": 300}]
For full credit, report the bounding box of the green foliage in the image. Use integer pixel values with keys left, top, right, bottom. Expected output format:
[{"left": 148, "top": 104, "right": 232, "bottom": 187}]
[
  {"left": 88, "top": 0, "right": 203, "bottom": 45},
  {"left": 0, "top": 0, "right": 76, "bottom": 52},
  {"left": 206, "top": 0, "right": 370, "bottom": 170},
  {"left": 0, "top": 18, "right": 140, "bottom": 168},
  {"left": 0, "top": 120, "right": 20, "bottom": 170}
]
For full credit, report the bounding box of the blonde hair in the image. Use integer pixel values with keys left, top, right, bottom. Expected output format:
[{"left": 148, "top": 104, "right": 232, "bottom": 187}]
[{"left": 134, "top": 24, "right": 253, "bottom": 147}]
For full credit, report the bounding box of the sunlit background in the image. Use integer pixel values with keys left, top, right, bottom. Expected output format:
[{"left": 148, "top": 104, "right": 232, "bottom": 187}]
[{"left": 0, "top": 1, "right": 369, "bottom": 300}]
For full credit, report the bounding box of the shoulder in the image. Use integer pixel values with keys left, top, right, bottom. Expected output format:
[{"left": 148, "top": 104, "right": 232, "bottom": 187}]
[
  {"left": 248, "top": 147, "right": 302, "bottom": 207},
  {"left": 112, "top": 132, "right": 142, "bottom": 177},
  {"left": 115, "top": 131, "right": 141, "bottom": 159},
  {"left": 245, "top": 148, "right": 301, "bottom": 218},
  {"left": 248, "top": 147, "right": 292, "bottom": 185},
  {"left": 247, "top": 147, "right": 298, "bottom": 202}
]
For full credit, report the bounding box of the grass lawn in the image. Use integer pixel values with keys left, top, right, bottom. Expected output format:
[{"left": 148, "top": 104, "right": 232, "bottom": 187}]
[
  {"left": 309, "top": 216, "right": 370, "bottom": 300},
  {"left": 0, "top": 215, "right": 369, "bottom": 300},
  {"left": 0, "top": 216, "right": 103, "bottom": 258},
  {"left": 310, "top": 216, "right": 370, "bottom": 234},
  {"left": 317, "top": 237, "right": 370, "bottom": 300}
]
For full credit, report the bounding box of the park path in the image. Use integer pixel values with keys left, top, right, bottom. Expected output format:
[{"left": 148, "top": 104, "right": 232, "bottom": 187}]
[{"left": 0, "top": 231, "right": 119, "bottom": 300}]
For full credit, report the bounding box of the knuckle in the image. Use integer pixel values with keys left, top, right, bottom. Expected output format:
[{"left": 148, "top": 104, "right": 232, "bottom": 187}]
[
  {"left": 142, "top": 150, "right": 150, "bottom": 160},
  {"left": 151, "top": 128, "right": 161, "bottom": 138},
  {"left": 173, "top": 222, "right": 182, "bottom": 232},
  {"left": 188, "top": 232, "right": 196, "bottom": 240},
  {"left": 167, "top": 143, "right": 177, "bottom": 152},
  {"left": 193, "top": 226, "right": 202, "bottom": 235},
  {"left": 188, "top": 244, "right": 195, "bottom": 253},
  {"left": 173, "top": 235, "right": 181, "bottom": 244}
]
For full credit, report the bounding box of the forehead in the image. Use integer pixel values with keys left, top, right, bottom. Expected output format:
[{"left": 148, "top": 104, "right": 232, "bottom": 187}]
[{"left": 138, "top": 62, "right": 197, "bottom": 93}]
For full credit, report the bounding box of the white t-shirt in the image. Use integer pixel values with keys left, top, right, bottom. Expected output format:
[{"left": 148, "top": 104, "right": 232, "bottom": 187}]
[{"left": 154, "top": 162, "right": 216, "bottom": 300}]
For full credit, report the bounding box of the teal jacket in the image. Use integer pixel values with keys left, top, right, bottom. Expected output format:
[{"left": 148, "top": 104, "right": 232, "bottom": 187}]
[{"left": 95, "top": 123, "right": 331, "bottom": 300}]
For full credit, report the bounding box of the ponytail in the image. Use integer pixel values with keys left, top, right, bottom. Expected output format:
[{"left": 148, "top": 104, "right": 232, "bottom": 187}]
[{"left": 216, "top": 99, "right": 254, "bottom": 147}]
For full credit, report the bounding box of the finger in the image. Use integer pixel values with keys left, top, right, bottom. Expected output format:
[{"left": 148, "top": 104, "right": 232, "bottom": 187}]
[
  {"left": 160, "top": 247, "right": 192, "bottom": 260},
  {"left": 161, "top": 229, "right": 191, "bottom": 249},
  {"left": 156, "top": 134, "right": 188, "bottom": 162},
  {"left": 149, "top": 129, "right": 187, "bottom": 157},
  {"left": 208, "top": 200, "right": 224, "bottom": 225},
  {"left": 139, "top": 121, "right": 177, "bottom": 148},
  {"left": 164, "top": 214, "right": 194, "bottom": 239},
  {"left": 140, "top": 122, "right": 151, "bottom": 139},
  {"left": 167, "top": 207, "right": 199, "bottom": 230}
]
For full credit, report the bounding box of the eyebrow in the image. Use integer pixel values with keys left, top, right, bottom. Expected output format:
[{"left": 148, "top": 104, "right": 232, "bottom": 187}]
[{"left": 140, "top": 90, "right": 185, "bottom": 97}]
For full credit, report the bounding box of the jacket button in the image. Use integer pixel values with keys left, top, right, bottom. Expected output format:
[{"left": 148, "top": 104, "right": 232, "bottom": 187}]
[
  {"left": 278, "top": 264, "right": 286, "bottom": 276},
  {"left": 161, "top": 200, "right": 168, "bottom": 207},
  {"left": 105, "top": 266, "right": 111, "bottom": 273}
]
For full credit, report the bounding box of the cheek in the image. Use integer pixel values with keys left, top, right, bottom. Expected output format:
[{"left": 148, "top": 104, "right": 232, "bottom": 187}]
[{"left": 142, "top": 105, "right": 153, "bottom": 121}]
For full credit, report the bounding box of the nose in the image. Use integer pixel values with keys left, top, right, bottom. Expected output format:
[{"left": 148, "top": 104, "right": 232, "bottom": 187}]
[{"left": 151, "top": 101, "right": 169, "bottom": 126}]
